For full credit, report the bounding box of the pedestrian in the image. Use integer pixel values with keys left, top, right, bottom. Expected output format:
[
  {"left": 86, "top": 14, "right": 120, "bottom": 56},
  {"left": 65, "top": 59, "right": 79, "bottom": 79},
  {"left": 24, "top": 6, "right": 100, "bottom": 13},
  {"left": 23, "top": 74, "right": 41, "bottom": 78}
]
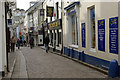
[
  {"left": 24, "top": 40, "right": 26, "bottom": 46},
  {"left": 44, "top": 34, "right": 50, "bottom": 53},
  {"left": 17, "top": 39, "right": 20, "bottom": 49},
  {"left": 11, "top": 36, "right": 15, "bottom": 52},
  {"left": 29, "top": 37, "right": 34, "bottom": 49}
]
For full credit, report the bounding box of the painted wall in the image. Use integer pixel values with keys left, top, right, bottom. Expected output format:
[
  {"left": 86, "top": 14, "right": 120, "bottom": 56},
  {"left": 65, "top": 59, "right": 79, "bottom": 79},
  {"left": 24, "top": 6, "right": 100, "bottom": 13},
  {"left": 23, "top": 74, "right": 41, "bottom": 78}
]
[
  {"left": 0, "top": 2, "right": 7, "bottom": 72},
  {"left": 63, "top": 1, "right": 119, "bottom": 64}
]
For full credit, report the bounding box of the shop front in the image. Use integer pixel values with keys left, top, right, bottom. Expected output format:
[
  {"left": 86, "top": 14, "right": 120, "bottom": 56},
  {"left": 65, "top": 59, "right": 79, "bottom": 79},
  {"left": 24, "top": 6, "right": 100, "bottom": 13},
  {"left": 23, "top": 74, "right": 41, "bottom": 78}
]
[{"left": 48, "top": 19, "right": 62, "bottom": 52}]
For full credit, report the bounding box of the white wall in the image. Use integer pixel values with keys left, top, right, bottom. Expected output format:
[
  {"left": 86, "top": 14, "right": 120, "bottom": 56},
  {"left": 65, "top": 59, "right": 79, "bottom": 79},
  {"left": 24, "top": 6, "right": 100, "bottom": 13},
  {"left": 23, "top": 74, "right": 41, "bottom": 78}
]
[{"left": 0, "top": 2, "right": 7, "bottom": 72}]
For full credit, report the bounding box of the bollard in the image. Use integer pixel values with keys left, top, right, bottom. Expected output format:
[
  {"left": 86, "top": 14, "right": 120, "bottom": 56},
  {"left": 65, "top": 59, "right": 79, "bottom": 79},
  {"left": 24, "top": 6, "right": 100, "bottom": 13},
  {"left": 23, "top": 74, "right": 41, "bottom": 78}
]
[
  {"left": 108, "top": 59, "right": 119, "bottom": 78},
  {"left": 81, "top": 51, "right": 85, "bottom": 62}
]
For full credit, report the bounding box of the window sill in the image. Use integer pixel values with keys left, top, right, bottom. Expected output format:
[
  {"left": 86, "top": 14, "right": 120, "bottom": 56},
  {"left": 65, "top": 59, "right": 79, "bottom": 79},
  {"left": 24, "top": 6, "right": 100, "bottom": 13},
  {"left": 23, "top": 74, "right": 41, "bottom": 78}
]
[
  {"left": 89, "top": 48, "right": 96, "bottom": 52},
  {"left": 69, "top": 45, "right": 78, "bottom": 49}
]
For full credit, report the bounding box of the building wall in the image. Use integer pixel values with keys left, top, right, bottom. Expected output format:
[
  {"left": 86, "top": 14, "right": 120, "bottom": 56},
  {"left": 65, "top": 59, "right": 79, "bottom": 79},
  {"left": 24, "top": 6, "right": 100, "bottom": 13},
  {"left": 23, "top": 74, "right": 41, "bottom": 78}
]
[
  {"left": 81, "top": 2, "right": 118, "bottom": 62},
  {"left": 0, "top": 2, "right": 7, "bottom": 72},
  {"left": 63, "top": 1, "right": 119, "bottom": 69}
]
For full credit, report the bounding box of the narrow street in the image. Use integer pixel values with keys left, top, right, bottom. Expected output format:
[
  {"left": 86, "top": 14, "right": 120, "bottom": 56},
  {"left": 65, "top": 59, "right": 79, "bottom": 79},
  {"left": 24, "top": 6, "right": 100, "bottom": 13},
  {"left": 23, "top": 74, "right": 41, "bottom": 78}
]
[{"left": 11, "top": 47, "right": 107, "bottom": 78}]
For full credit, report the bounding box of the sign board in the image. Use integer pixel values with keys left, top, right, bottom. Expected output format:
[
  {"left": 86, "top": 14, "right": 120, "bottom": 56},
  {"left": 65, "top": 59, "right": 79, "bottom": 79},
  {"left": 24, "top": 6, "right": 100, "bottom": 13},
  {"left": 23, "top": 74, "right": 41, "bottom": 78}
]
[
  {"left": 40, "top": 9, "right": 44, "bottom": 16},
  {"left": 46, "top": 6, "right": 54, "bottom": 17},
  {"left": 67, "top": 6, "right": 76, "bottom": 15},
  {"left": 48, "top": 19, "right": 62, "bottom": 30},
  {"left": 38, "top": 30, "right": 43, "bottom": 45},
  {"left": 81, "top": 23, "right": 86, "bottom": 47},
  {"left": 8, "top": 19, "right": 12, "bottom": 25},
  {"left": 109, "top": 17, "right": 118, "bottom": 54},
  {"left": 98, "top": 19, "right": 105, "bottom": 51}
]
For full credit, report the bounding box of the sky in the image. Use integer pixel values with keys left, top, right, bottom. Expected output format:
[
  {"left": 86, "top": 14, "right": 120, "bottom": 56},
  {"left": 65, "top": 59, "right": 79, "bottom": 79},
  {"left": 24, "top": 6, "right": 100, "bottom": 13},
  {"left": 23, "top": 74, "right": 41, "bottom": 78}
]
[{"left": 16, "top": 0, "right": 38, "bottom": 10}]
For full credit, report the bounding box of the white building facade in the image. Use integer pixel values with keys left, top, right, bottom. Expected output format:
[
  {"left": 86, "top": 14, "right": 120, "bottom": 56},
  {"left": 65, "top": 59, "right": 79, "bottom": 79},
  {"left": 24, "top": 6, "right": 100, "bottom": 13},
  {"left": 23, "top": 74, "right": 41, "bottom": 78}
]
[
  {"left": 63, "top": 0, "right": 120, "bottom": 75},
  {"left": 43, "top": 0, "right": 63, "bottom": 52}
]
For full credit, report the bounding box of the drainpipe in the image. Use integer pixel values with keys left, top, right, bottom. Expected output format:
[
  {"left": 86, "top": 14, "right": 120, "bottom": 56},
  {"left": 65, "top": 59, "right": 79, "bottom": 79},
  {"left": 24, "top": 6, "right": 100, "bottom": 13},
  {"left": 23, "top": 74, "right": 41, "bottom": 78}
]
[
  {"left": 61, "top": 0, "right": 63, "bottom": 54},
  {"left": 5, "top": 2, "right": 9, "bottom": 73}
]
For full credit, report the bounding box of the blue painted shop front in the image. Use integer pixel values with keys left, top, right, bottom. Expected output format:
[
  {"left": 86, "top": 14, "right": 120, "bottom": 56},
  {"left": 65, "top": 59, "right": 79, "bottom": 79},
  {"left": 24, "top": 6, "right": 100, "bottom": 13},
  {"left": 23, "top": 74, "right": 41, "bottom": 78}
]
[{"left": 64, "top": 47, "right": 110, "bottom": 70}]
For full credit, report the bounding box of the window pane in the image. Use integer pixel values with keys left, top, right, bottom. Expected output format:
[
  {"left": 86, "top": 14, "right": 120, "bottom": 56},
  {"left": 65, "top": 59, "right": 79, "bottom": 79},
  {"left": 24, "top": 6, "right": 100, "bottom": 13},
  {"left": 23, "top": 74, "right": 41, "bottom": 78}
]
[
  {"left": 72, "top": 16, "right": 75, "bottom": 45},
  {"left": 76, "top": 17, "right": 78, "bottom": 45},
  {"left": 90, "top": 7, "right": 95, "bottom": 48}
]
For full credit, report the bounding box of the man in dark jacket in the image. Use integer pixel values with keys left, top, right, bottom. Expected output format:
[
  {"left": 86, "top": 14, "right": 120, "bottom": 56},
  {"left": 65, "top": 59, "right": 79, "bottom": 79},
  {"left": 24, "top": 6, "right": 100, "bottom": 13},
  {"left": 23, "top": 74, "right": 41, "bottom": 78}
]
[
  {"left": 29, "top": 37, "right": 34, "bottom": 49},
  {"left": 44, "top": 35, "right": 49, "bottom": 53}
]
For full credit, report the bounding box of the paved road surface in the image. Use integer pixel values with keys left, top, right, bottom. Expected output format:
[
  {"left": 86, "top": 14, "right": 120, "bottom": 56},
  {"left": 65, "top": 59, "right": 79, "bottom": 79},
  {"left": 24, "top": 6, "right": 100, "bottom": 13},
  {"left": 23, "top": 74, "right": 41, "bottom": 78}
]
[{"left": 11, "top": 47, "right": 107, "bottom": 78}]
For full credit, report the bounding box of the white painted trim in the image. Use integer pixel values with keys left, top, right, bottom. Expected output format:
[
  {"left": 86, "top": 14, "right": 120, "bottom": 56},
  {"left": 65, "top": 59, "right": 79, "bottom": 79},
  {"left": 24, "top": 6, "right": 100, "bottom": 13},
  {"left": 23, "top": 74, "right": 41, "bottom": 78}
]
[{"left": 69, "top": 45, "right": 79, "bottom": 49}]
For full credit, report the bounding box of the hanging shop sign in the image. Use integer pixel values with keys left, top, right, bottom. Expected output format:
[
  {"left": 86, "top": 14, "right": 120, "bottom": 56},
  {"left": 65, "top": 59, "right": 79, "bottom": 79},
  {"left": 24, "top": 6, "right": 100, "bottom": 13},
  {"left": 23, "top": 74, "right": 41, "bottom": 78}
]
[
  {"left": 40, "top": 9, "right": 44, "bottom": 16},
  {"left": 29, "top": 27, "right": 34, "bottom": 32},
  {"left": 98, "top": 19, "right": 105, "bottom": 52},
  {"left": 8, "top": 19, "right": 12, "bottom": 25},
  {"left": 46, "top": 6, "right": 54, "bottom": 17},
  {"left": 109, "top": 17, "right": 118, "bottom": 54},
  {"left": 38, "top": 29, "right": 43, "bottom": 35},
  {"left": 81, "top": 23, "right": 86, "bottom": 48},
  {"left": 67, "top": 6, "right": 76, "bottom": 15},
  {"left": 48, "top": 19, "right": 62, "bottom": 30}
]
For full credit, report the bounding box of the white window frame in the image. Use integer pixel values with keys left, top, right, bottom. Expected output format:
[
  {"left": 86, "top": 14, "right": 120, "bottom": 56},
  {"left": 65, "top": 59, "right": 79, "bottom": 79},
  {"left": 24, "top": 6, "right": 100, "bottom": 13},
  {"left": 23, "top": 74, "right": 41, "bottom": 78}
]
[{"left": 88, "top": 6, "right": 96, "bottom": 51}]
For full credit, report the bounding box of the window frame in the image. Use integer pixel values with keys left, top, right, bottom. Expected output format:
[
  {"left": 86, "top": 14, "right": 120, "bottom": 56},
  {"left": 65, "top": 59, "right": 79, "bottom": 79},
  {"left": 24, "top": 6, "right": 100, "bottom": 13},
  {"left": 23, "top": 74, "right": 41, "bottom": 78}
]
[{"left": 88, "top": 5, "right": 96, "bottom": 50}]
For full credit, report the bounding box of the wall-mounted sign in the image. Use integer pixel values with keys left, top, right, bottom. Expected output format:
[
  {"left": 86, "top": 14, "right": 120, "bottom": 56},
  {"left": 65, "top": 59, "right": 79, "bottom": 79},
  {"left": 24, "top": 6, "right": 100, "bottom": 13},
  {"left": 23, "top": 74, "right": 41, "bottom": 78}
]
[
  {"left": 40, "top": 9, "right": 44, "bottom": 16},
  {"left": 38, "top": 29, "right": 43, "bottom": 35},
  {"left": 98, "top": 19, "right": 105, "bottom": 52},
  {"left": 48, "top": 19, "right": 62, "bottom": 30},
  {"left": 67, "top": 6, "right": 76, "bottom": 15},
  {"left": 46, "top": 6, "right": 54, "bottom": 17},
  {"left": 29, "top": 27, "right": 34, "bottom": 31},
  {"left": 8, "top": 19, "right": 12, "bottom": 25},
  {"left": 109, "top": 17, "right": 118, "bottom": 54},
  {"left": 81, "top": 23, "right": 86, "bottom": 47}
]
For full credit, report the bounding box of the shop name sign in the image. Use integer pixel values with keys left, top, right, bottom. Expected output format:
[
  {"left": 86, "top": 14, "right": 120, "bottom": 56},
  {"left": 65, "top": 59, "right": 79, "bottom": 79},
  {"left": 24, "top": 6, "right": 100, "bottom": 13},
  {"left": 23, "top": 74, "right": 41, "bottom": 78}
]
[
  {"left": 48, "top": 19, "right": 61, "bottom": 30},
  {"left": 67, "top": 6, "right": 76, "bottom": 15},
  {"left": 81, "top": 23, "right": 86, "bottom": 48},
  {"left": 109, "top": 17, "right": 118, "bottom": 54},
  {"left": 98, "top": 19, "right": 105, "bottom": 52},
  {"left": 46, "top": 6, "right": 54, "bottom": 17}
]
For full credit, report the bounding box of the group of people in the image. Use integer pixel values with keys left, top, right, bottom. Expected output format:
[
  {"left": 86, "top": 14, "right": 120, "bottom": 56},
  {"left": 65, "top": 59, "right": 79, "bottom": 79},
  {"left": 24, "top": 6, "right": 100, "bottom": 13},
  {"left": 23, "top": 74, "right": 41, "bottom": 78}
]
[
  {"left": 10, "top": 36, "right": 27, "bottom": 52},
  {"left": 10, "top": 35, "right": 52, "bottom": 53}
]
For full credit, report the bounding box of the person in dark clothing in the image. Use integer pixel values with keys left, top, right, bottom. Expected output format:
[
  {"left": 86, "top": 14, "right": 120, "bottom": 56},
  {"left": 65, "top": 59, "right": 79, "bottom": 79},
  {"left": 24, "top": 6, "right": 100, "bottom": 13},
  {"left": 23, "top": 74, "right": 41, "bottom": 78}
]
[
  {"left": 44, "top": 35, "right": 50, "bottom": 53},
  {"left": 17, "top": 39, "right": 20, "bottom": 49},
  {"left": 29, "top": 37, "right": 34, "bottom": 49},
  {"left": 11, "top": 36, "right": 15, "bottom": 52}
]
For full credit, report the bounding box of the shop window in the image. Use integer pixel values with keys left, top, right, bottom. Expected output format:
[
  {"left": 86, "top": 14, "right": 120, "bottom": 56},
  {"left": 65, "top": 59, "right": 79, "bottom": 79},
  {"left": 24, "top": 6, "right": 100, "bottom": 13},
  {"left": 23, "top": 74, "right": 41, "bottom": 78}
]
[
  {"left": 71, "top": 15, "right": 78, "bottom": 45},
  {"left": 89, "top": 6, "right": 95, "bottom": 48}
]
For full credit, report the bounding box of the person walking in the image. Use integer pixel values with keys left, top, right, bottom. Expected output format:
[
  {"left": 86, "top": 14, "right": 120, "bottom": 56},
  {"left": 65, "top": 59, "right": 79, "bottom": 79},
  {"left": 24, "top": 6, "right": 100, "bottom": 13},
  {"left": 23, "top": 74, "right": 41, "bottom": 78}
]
[
  {"left": 29, "top": 37, "right": 34, "bottom": 49},
  {"left": 17, "top": 39, "right": 20, "bottom": 49},
  {"left": 44, "top": 35, "right": 50, "bottom": 53},
  {"left": 11, "top": 36, "right": 15, "bottom": 52}
]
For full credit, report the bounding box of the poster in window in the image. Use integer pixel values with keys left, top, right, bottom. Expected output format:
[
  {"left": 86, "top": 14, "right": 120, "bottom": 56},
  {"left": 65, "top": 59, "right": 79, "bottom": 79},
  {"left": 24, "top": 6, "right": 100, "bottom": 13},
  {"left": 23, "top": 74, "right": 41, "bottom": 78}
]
[
  {"left": 109, "top": 17, "right": 118, "bottom": 54},
  {"left": 81, "top": 23, "right": 86, "bottom": 47},
  {"left": 8, "top": 19, "right": 12, "bottom": 25},
  {"left": 46, "top": 6, "right": 54, "bottom": 17},
  {"left": 98, "top": 19, "right": 105, "bottom": 51}
]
